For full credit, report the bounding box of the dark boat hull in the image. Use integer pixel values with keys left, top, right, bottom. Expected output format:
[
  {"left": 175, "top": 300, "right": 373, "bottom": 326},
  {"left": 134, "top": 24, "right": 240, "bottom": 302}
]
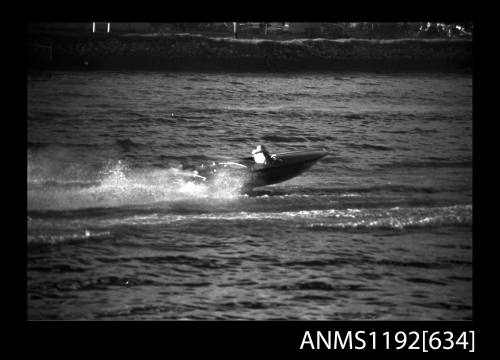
[
  {"left": 195, "top": 150, "right": 328, "bottom": 189},
  {"left": 246, "top": 151, "right": 328, "bottom": 188}
]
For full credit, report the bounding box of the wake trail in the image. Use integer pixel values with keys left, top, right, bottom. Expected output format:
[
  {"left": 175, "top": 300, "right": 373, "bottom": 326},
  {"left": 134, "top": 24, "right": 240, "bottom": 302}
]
[{"left": 28, "top": 156, "right": 244, "bottom": 211}]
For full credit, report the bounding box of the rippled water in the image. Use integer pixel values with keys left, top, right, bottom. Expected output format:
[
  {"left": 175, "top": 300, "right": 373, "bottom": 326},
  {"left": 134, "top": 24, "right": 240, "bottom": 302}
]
[{"left": 27, "top": 71, "right": 472, "bottom": 320}]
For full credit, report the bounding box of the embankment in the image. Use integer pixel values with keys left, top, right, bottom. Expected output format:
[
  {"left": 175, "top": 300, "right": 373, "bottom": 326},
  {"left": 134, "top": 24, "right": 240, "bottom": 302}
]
[{"left": 27, "top": 33, "right": 472, "bottom": 72}]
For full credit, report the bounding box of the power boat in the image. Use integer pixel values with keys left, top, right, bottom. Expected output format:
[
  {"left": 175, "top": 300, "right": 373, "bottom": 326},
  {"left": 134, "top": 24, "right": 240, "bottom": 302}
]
[{"left": 193, "top": 150, "right": 328, "bottom": 189}]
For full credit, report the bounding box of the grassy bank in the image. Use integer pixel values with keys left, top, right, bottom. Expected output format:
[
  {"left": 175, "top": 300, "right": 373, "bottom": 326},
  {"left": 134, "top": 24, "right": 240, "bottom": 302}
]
[{"left": 27, "top": 33, "right": 472, "bottom": 72}]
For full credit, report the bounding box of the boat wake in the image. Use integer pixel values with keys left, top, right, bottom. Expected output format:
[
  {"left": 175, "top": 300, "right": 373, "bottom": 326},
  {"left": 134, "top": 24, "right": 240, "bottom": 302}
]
[
  {"left": 27, "top": 204, "right": 472, "bottom": 246},
  {"left": 28, "top": 157, "right": 244, "bottom": 211}
]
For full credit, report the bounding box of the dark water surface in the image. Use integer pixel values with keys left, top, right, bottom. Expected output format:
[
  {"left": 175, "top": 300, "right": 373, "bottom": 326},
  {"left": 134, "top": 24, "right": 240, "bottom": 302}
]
[{"left": 27, "top": 71, "right": 472, "bottom": 320}]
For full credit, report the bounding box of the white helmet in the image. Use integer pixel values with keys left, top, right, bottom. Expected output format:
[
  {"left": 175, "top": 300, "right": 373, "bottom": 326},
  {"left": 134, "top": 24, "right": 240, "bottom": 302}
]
[{"left": 252, "top": 144, "right": 266, "bottom": 154}]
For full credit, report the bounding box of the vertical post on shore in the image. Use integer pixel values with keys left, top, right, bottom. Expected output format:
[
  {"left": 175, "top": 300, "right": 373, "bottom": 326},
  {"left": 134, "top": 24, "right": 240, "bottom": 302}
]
[
  {"left": 233, "top": 22, "right": 238, "bottom": 39},
  {"left": 107, "top": 22, "right": 110, "bottom": 33},
  {"left": 92, "top": 22, "right": 96, "bottom": 33}
]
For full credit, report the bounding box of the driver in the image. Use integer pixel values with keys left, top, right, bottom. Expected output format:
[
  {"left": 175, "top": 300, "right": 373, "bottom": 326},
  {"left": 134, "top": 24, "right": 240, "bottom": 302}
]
[{"left": 252, "top": 144, "right": 273, "bottom": 165}]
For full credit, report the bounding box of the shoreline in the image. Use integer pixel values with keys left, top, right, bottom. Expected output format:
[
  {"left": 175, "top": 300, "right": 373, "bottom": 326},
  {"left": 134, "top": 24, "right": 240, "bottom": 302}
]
[{"left": 27, "top": 33, "right": 472, "bottom": 72}]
